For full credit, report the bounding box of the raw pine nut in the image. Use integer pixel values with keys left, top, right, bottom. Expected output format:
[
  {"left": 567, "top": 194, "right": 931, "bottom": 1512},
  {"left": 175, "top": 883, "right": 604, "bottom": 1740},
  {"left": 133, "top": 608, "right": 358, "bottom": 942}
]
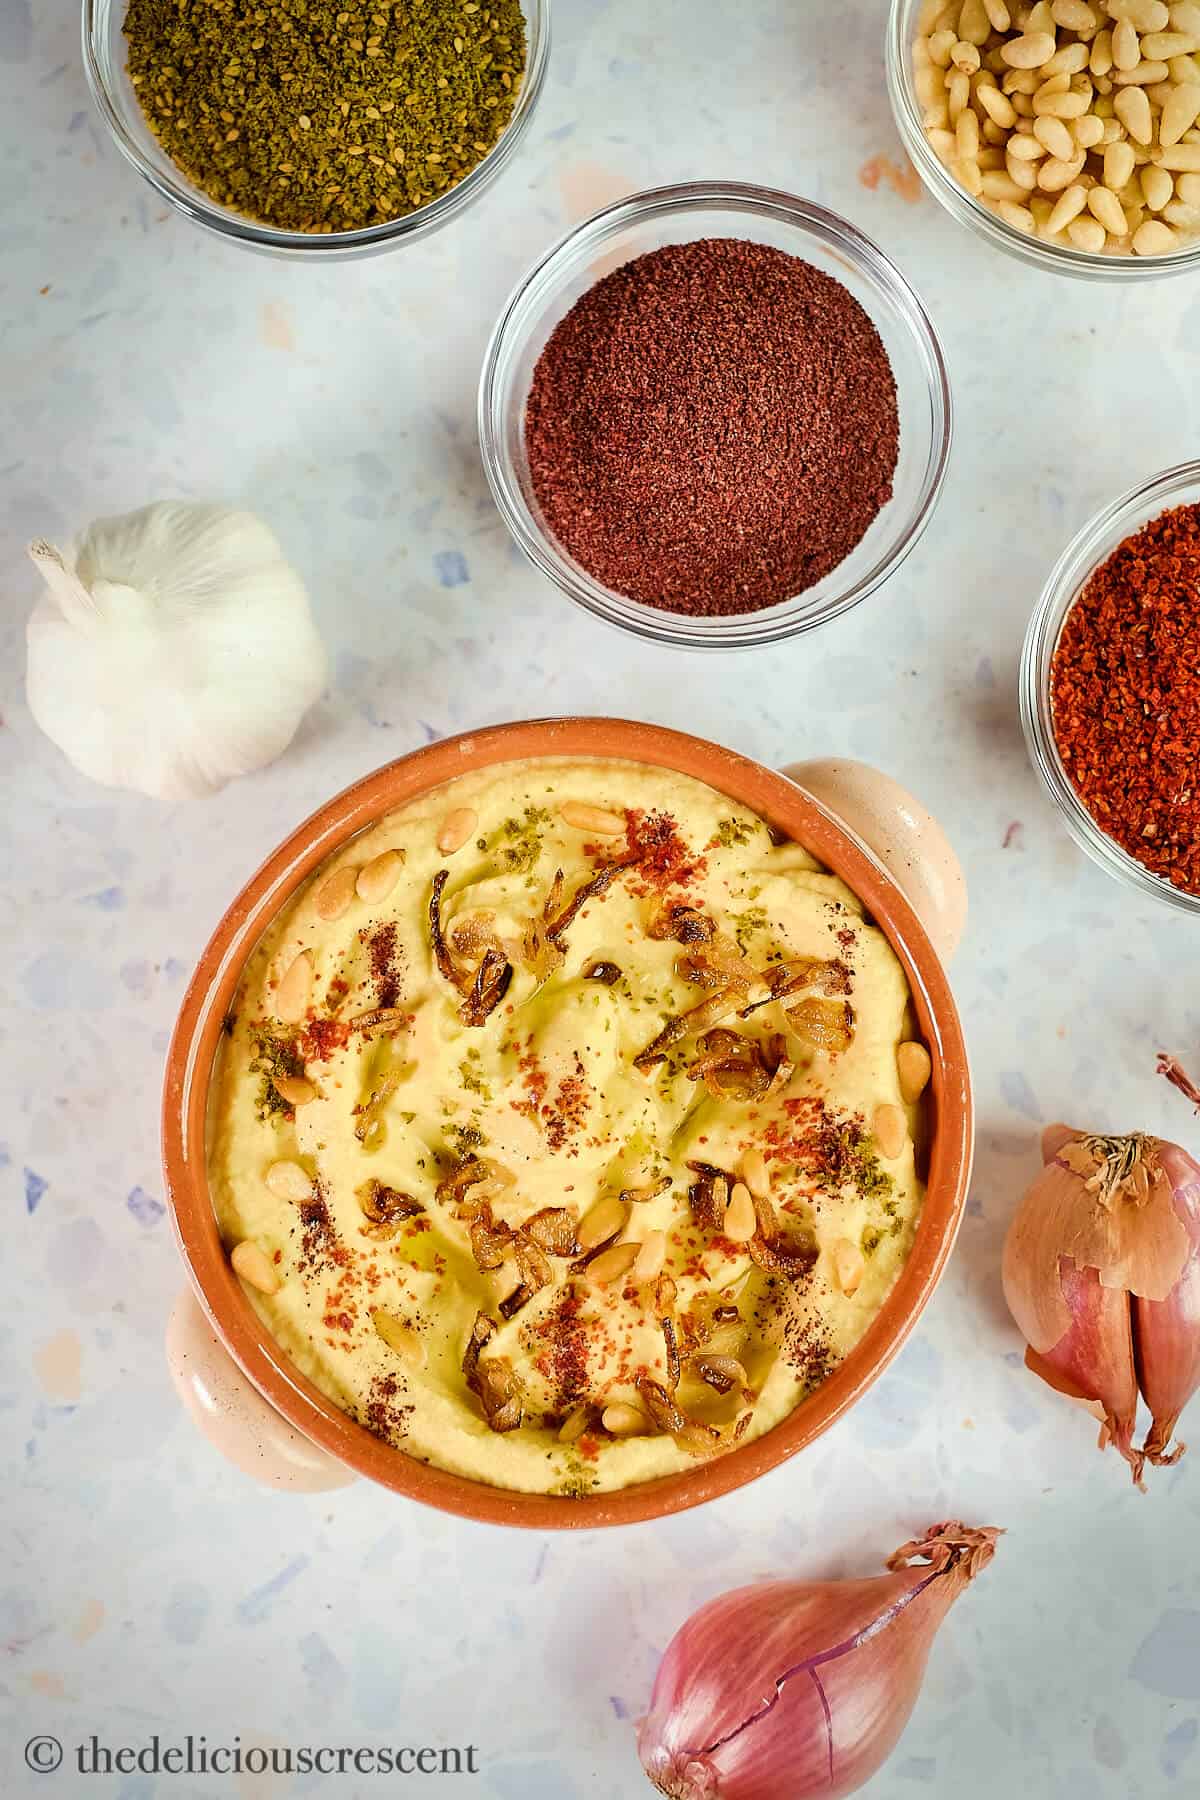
[
  {"left": 897, "top": 1040, "right": 933, "bottom": 1102},
  {"left": 578, "top": 1195, "right": 627, "bottom": 1250},
  {"left": 1114, "top": 60, "right": 1171, "bottom": 83},
  {"left": 983, "top": 167, "right": 1029, "bottom": 196},
  {"left": 602, "top": 1402, "right": 648, "bottom": 1437},
  {"left": 958, "top": 108, "right": 982, "bottom": 156},
  {"left": 1163, "top": 194, "right": 1200, "bottom": 218},
  {"left": 960, "top": 0, "right": 994, "bottom": 42},
  {"left": 1034, "top": 86, "right": 1091, "bottom": 113},
  {"left": 1089, "top": 183, "right": 1131, "bottom": 231},
  {"left": 231, "top": 1240, "right": 281, "bottom": 1294},
  {"left": 315, "top": 865, "right": 358, "bottom": 921},
  {"left": 833, "top": 1238, "right": 866, "bottom": 1297},
  {"left": 1112, "top": 19, "right": 1141, "bottom": 69},
  {"left": 979, "top": 82, "right": 1019, "bottom": 124},
  {"left": 951, "top": 39, "right": 983, "bottom": 71},
  {"left": 1045, "top": 182, "right": 1089, "bottom": 232},
  {"left": 1108, "top": 0, "right": 1169, "bottom": 25},
  {"left": 1105, "top": 138, "right": 1138, "bottom": 186},
  {"left": 929, "top": 125, "right": 958, "bottom": 159},
  {"left": 1133, "top": 215, "right": 1180, "bottom": 245},
  {"left": 273, "top": 1074, "right": 317, "bottom": 1107},
  {"left": 1035, "top": 113, "right": 1078, "bottom": 156},
  {"left": 1115, "top": 83, "right": 1155, "bottom": 137},
  {"left": 265, "top": 1159, "right": 313, "bottom": 1202},
  {"left": 1043, "top": 43, "right": 1092, "bottom": 77},
  {"left": 1141, "top": 160, "right": 1176, "bottom": 203},
  {"left": 1178, "top": 170, "right": 1200, "bottom": 198},
  {"left": 956, "top": 154, "right": 986, "bottom": 191},
  {"left": 1028, "top": 0, "right": 1057, "bottom": 26},
  {"left": 1007, "top": 146, "right": 1040, "bottom": 184},
  {"left": 724, "top": 1183, "right": 758, "bottom": 1244},
  {"left": 356, "top": 847, "right": 404, "bottom": 904},
  {"left": 559, "top": 801, "right": 626, "bottom": 836},
  {"left": 1008, "top": 128, "right": 1046, "bottom": 156},
  {"left": 999, "top": 198, "right": 1037, "bottom": 224},
  {"left": 1002, "top": 31, "right": 1057, "bottom": 67},
  {"left": 929, "top": 27, "right": 957, "bottom": 65},
  {"left": 1073, "top": 112, "right": 1107, "bottom": 145},
  {"left": 984, "top": 0, "right": 1012, "bottom": 28},
  {"left": 1068, "top": 211, "right": 1109, "bottom": 245},
  {"left": 949, "top": 67, "right": 972, "bottom": 117},
  {"left": 740, "top": 1147, "right": 770, "bottom": 1199},
  {"left": 873, "top": 1103, "right": 908, "bottom": 1162},
  {"left": 587, "top": 1242, "right": 639, "bottom": 1286},
  {"left": 1144, "top": 31, "right": 1200, "bottom": 54},
  {"left": 1174, "top": 4, "right": 1200, "bottom": 33},
  {"left": 1039, "top": 152, "right": 1088, "bottom": 187},
  {"left": 1053, "top": 0, "right": 1098, "bottom": 24},
  {"left": 1162, "top": 81, "right": 1200, "bottom": 138},
  {"left": 437, "top": 807, "right": 477, "bottom": 854},
  {"left": 1091, "top": 28, "right": 1115, "bottom": 74},
  {"left": 1159, "top": 140, "right": 1200, "bottom": 164},
  {"left": 632, "top": 1231, "right": 667, "bottom": 1284},
  {"left": 274, "top": 950, "right": 312, "bottom": 1024}
]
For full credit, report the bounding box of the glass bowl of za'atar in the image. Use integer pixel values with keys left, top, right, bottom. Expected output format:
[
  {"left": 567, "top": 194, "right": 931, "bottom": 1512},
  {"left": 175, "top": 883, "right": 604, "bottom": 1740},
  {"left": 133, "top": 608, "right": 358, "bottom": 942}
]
[
  {"left": 479, "top": 182, "right": 952, "bottom": 651},
  {"left": 83, "top": 0, "right": 550, "bottom": 256},
  {"left": 889, "top": 0, "right": 1200, "bottom": 280},
  {"left": 1022, "top": 461, "right": 1200, "bottom": 913}
]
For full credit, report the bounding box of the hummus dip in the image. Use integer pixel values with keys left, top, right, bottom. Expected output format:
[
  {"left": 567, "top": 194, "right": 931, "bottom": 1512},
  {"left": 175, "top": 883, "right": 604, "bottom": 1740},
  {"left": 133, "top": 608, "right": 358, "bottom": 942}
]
[{"left": 209, "top": 758, "right": 929, "bottom": 1495}]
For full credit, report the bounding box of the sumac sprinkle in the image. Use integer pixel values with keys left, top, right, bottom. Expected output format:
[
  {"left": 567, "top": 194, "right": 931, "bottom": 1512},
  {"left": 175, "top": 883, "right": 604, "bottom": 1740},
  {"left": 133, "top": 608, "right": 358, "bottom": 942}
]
[
  {"left": 525, "top": 238, "right": 899, "bottom": 617},
  {"left": 1050, "top": 502, "right": 1200, "bottom": 896}
]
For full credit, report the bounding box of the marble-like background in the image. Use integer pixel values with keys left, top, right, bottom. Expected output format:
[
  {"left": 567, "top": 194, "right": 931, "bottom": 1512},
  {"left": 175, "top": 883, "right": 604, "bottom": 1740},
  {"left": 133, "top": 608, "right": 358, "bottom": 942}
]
[{"left": 3, "top": 0, "right": 1200, "bottom": 1794}]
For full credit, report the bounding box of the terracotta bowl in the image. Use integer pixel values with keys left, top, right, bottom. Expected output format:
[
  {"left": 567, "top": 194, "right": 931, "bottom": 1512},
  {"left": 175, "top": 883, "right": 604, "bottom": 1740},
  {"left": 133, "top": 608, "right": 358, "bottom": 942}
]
[{"left": 162, "top": 718, "right": 972, "bottom": 1527}]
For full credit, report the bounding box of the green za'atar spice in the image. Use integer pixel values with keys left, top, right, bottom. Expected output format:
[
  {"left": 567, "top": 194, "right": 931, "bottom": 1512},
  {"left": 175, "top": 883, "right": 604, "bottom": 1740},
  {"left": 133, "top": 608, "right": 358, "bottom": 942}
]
[{"left": 122, "top": 0, "right": 528, "bottom": 233}]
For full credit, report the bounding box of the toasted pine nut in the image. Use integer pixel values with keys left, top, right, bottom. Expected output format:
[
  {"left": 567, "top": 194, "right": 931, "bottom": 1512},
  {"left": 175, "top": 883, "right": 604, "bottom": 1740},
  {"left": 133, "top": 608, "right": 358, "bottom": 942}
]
[
  {"left": 1089, "top": 183, "right": 1130, "bottom": 232},
  {"left": 558, "top": 1405, "right": 591, "bottom": 1443},
  {"left": 740, "top": 1147, "right": 770, "bottom": 1199},
  {"left": 231, "top": 1240, "right": 281, "bottom": 1294},
  {"left": 356, "top": 847, "right": 405, "bottom": 904},
  {"left": 265, "top": 1159, "right": 313, "bottom": 1203},
  {"left": 1115, "top": 83, "right": 1155, "bottom": 139},
  {"left": 587, "top": 1242, "right": 639, "bottom": 1286},
  {"left": 578, "top": 1195, "right": 628, "bottom": 1251},
  {"left": 897, "top": 1041, "right": 933, "bottom": 1103},
  {"left": 633, "top": 1231, "right": 667, "bottom": 1285},
  {"left": 273, "top": 1074, "right": 317, "bottom": 1107},
  {"left": 1133, "top": 215, "right": 1180, "bottom": 246},
  {"left": 833, "top": 1238, "right": 866, "bottom": 1297},
  {"left": 373, "top": 1310, "right": 426, "bottom": 1363},
  {"left": 602, "top": 1402, "right": 648, "bottom": 1436},
  {"left": 1068, "top": 212, "right": 1109, "bottom": 246},
  {"left": 274, "top": 950, "right": 312, "bottom": 1024},
  {"left": 873, "top": 1103, "right": 908, "bottom": 1162},
  {"left": 724, "top": 1183, "right": 758, "bottom": 1244},
  {"left": 315, "top": 865, "right": 359, "bottom": 922},
  {"left": 436, "top": 807, "right": 477, "bottom": 855},
  {"left": 559, "top": 801, "right": 627, "bottom": 837}
]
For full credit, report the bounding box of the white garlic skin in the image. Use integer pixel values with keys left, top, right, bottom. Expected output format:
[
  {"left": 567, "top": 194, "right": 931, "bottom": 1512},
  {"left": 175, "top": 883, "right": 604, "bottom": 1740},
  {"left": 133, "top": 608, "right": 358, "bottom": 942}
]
[{"left": 26, "top": 501, "right": 327, "bottom": 800}]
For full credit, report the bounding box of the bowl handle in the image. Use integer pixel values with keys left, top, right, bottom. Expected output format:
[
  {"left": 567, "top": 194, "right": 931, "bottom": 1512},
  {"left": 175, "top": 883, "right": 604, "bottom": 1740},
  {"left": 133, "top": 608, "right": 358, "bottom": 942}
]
[
  {"left": 780, "top": 759, "right": 967, "bottom": 965},
  {"left": 166, "top": 1288, "right": 356, "bottom": 1493}
]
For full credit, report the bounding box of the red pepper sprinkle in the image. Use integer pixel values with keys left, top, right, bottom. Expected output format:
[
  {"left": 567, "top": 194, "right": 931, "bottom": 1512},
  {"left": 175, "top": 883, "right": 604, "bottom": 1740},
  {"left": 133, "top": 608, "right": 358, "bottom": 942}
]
[
  {"left": 524, "top": 238, "right": 899, "bottom": 617},
  {"left": 1051, "top": 502, "right": 1200, "bottom": 895}
]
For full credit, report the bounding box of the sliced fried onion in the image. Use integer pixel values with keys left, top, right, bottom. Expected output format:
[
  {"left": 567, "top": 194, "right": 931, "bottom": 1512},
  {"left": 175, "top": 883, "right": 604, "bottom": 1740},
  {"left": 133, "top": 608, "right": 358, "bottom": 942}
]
[
  {"left": 524, "top": 1207, "right": 581, "bottom": 1257},
  {"left": 544, "top": 850, "right": 641, "bottom": 944},
  {"left": 353, "top": 1071, "right": 402, "bottom": 1147},
  {"left": 687, "top": 1162, "right": 731, "bottom": 1233},
  {"left": 686, "top": 1027, "right": 783, "bottom": 1101},
  {"left": 435, "top": 1154, "right": 515, "bottom": 1219},
  {"left": 747, "top": 1190, "right": 819, "bottom": 1280},
  {"left": 740, "top": 955, "right": 852, "bottom": 1017},
  {"left": 785, "top": 996, "right": 856, "bottom": 1054},
  {"left": 429, "top": 870, "right": 513, "bottom": 1026},
  {"left": 469, "top": 1204, "right": 514, "bottom": 1272},
  {"left": 462, "top": 1311, "right": 523, "bottom": 1433},
  {"left": 357, "top": 1180, "right": 424, "bottom": 1240},
  {"left": 620, "top": 1174, "right": 672, "bottom": 1205},
  {"left": 583, "top": 959, "right": 622, "bottom": 985},
  {"left": 648, "top": 901, "right": 716, "bottom": 945},
  {"left": 634, "top": 983, "right": 751, "bottom": 1072},
  {"left": 661, "top": 1314, "right": 681, "bottom": 1392},
  {"left": 636, "top": 1376, "right": 723, "bottom": 1459},
  {"left": 676, "top": 933, "right": 757, "bottom": 992}
]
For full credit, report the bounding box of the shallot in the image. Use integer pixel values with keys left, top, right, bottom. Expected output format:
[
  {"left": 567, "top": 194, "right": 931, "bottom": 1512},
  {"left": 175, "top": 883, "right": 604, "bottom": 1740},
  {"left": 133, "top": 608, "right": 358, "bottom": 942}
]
[{"left": 637, "top": 1521, "right": 1000, "bottom": 1800}]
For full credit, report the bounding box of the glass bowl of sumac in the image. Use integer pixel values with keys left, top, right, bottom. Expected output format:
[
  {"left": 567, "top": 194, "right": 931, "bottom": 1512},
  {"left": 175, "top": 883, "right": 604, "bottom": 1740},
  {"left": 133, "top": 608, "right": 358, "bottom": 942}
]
[
  {"left": 1021, "top": 461, "right": 1200, "bottom": 915},
  {"left": 478, "top": 181, "right": 953, "bottom": 650}
]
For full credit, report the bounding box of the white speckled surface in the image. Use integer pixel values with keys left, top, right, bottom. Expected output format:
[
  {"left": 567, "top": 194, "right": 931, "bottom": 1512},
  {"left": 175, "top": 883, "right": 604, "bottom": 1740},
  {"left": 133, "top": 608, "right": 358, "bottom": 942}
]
[{"left": 4, "top": 0, "right": 1200, "bottom": 1794}]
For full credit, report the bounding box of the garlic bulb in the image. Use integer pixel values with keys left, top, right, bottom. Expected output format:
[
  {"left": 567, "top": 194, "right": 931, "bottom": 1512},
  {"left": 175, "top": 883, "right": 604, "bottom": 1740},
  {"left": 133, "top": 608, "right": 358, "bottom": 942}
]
[{"left": 26, "top": 502, "right": 327, "bottom": 799}]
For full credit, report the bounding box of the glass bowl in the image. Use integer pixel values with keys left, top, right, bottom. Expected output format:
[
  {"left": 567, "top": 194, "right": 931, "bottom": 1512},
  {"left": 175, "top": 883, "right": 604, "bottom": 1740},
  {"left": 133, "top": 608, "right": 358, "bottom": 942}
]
[
  {"left": 82, "top": 0, "right": 550, "bottom": 258},
  {"left": 1021, "top": 461, "right": 1200, "bottom": 915},
  {"left": 887, "top": 0, "right": 1200, "bottom": 282},
  {"left": 477, "top": 181, "right": 952, "bottom": 651}
]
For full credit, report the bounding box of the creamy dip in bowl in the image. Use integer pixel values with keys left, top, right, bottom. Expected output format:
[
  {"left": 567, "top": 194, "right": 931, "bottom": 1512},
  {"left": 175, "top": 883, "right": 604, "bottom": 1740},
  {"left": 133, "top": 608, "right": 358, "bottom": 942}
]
[{"left": 164, "top": 720, "right": 971, "bottom": 1525}]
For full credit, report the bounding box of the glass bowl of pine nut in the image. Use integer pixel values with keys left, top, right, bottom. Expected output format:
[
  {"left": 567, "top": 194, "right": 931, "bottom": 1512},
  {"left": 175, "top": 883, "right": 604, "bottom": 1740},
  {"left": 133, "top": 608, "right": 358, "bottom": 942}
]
[{"left": 887, "top": 0, "right": 1200, "bottom": 279}]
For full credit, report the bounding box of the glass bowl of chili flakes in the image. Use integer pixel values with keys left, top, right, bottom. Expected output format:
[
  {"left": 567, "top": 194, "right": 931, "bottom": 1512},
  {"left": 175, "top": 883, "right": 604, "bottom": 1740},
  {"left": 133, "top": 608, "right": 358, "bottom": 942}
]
[{"left": 1021, "top": 460, "right": 1200, "bottom": 914}]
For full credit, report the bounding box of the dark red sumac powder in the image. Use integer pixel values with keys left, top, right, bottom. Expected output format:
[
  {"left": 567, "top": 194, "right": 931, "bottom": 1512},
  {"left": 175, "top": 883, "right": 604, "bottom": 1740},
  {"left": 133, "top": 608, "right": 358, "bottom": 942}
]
[
  {"left": 524, "top": 238, "right": 900, "bottom": 617},
  {"left": 1051, "top": 501, "right": 1200, "bottom": 895}
]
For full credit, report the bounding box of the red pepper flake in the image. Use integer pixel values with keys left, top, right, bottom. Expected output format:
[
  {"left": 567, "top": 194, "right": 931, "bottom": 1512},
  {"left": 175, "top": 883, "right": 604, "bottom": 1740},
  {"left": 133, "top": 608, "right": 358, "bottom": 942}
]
[
  {"left": 1051, "top": 502, "right": 1200, "bottom": 895},
  {"left": 623, "top": 808, "right": 705, "bottom": 894},
  {"left": 300, "top": 1014, "right": 352, "bottom": 1061}
]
